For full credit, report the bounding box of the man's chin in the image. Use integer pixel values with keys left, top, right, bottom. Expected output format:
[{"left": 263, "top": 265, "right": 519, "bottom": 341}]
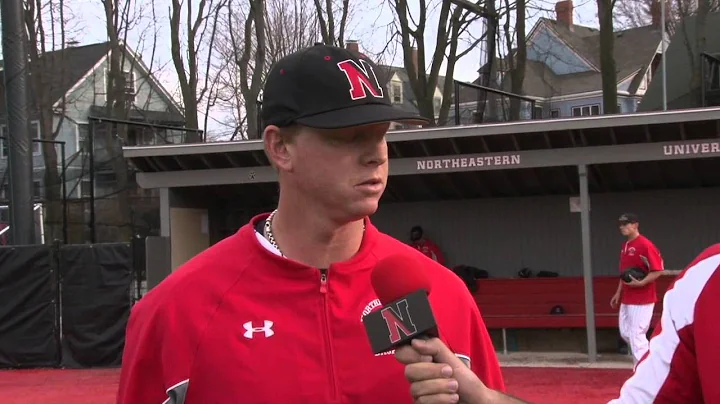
[{"left": 347, "top": 200, "right": 380, "bottom": 220}]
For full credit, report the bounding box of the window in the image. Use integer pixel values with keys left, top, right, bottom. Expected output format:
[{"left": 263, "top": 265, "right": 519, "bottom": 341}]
[
  {"left": 77, "top": 123, "right": 89, "bottom": 150},
  {"left": 639, "top": 68, "right": 652, "bottom": 90},
  {"left": 1, "top": 125, "right": 7, "bottom": 158},
  {"left": 80, "top": 179, "right": 92, "bottom": 198},
  {"left": 106, "top": 70, "right": 136, "bottom": 101},
  {"left": 33, "top": 181, "right": 42, "bottom": 199},
  {"left": 572, "top": 104, "right": 600, "bottom": 117},
  {"left": 550, "top": 109, "right": 560, "bottom": 118},
  {"left": 123, "top": 71, "right": 136, "bottom": 96},
  {"left": 391, "top": 82, "right": 402, "bottom": 104},
  {"left": 617, "top": 104, "right": 622, "bottom": 113},
  {"left": 1, "top": 121, "right": 41, "bottom": 157},
  {"left": 496, "top": 70, "right": 506, "bottom": 85},
  {"left": 533, "top": 106, "right": 543, "bottom": 119},
  {"left": 30, "top": 122, "right": 40, "bottom": 154}
]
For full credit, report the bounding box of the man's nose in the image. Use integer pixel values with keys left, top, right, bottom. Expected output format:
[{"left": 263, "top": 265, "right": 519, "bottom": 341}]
[{"left": 362, "top": 137, "right": 388, "bottom": 166}]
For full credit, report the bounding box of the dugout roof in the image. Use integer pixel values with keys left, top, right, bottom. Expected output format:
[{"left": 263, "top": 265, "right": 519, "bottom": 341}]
[{"left": 124, "top": 107, "right": 720, "bottom": 206}]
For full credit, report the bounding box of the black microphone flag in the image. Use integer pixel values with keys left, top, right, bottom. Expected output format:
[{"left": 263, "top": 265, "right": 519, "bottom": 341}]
[{"left": 362, "top": 289, "right": 439, "bottom": 354}]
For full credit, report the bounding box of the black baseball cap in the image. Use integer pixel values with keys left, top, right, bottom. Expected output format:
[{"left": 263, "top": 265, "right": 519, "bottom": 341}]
[
  {"left": 261, "top": 43, "right": 429, "bottom": 130},
  {"left": 618, "top": 213, "right": 639, "bottom": 224}
]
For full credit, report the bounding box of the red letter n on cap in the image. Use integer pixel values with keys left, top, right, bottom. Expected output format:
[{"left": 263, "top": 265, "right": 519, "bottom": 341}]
[{"left": 337, "top": 59, "right": 385, "bottom": 101}]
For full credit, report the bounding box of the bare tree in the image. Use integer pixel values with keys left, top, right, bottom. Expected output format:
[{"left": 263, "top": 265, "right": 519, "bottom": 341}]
[
  {"left": 475, "top": 0, "right": 498, "bottom": 123},
  {"left": 22, "top": 0, "right": 75, "bottom": 241},
  {"left": 501, "top": 0, "right": 527, "bottom": 120},
  {"left": 265, "top": 0, "right": 320, "bottom": 64},
  {"left": 169, "top": 0, "right": 224, "bottom": 139},
  {"left": 97, "top": 0, "right": 138, "bottom": 241},
  {"left": 614, "top": 0, "right": 718, "bottom": 32},
  {"left": 687, "top": 0, "right": 713, "bottom": 93},
  {"left": 232, "top": 0, "right": 266, "bottom": 140},
  {"left": 97, "top": 0, "right": 167, "bottom": 241},
  {"left": 614, "top": 0, "right": 716, "bottom": 107},
  {"left": 313, "top": 0, "right": 349, "bottom": 46},
  {"left": 211, "top": 39, "right": 249, "bottom": 139},
  {"left": 597, "top": 0, "right": 619, "bottom": 114},
  {"left": 614, "top": 0, "right": 655, "bottom": 28},
  {"left": 215, "top": 0, "right": 321, "bottom": 140},
  {"left": 390, "top": 0, "right": 486, "bottom": 125}
]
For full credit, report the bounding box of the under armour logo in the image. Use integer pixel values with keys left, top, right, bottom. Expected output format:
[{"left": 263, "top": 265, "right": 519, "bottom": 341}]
[
  {"left": 249, "top": 170, "right": 255, "bottom": 180},
  {"left": 243, "top": 320, "right": 274, "bottom": 339}
]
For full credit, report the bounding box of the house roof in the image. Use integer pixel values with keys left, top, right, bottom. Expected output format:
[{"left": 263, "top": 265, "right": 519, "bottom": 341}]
[
  {"left": 500, "top": 18, "right": 663, "bottom": 98},
  {"left": 377, "top": 65, "right": 446, "bottom": 116},
  {"left": 0, "top": 42, "right": 110, "bottom": 115},
  {"left": 0, "top": 41, "right": 184, "bottom": 122},
  {"left": 638, "top": 12, "right": 720, "bottom": 111}
]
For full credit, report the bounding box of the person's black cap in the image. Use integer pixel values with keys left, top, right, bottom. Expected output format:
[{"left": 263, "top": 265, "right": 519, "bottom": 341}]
[
  {"left": 618, "top": 213, "right": 639, "bottom": 224},
  {"left": 261, "top": 44, "right": 429, "bottom": 130}
]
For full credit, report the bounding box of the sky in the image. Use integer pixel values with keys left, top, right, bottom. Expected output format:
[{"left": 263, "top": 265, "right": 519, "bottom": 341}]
[{"left": 12, "top": 0, "right": 600, "bottom": 136}]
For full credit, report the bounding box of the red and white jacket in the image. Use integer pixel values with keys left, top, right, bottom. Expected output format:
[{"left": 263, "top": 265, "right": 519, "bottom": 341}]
[
  {"left": 117, "top": 214, "right": 504, "bottom": 404},
  {"left": 610, "top": 243, "right": 720, "bottom": 403},
  {"left": 412, "top": 238, "right": 445, "bottom": 266},
  {"left": 619, "top": 235, "right": 664, "bottom": 305}
]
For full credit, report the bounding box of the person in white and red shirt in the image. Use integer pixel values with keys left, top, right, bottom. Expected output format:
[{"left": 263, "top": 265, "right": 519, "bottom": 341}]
[
  {"left": 410, "top": 225, "right": 446, "bottom": 266},
  {"left": 395, "top": 244, "right": 720, "bottom": 404},
  {"left": 610, "top": 213, "right": 664, "bottom": 367}
]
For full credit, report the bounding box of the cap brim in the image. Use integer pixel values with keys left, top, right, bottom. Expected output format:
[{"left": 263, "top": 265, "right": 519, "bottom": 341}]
[{"left": 295, "top": 103, "right": 430, "bottom": 129}]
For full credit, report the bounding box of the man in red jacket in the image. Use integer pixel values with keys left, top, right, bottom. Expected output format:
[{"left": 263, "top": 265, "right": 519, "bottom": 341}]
[
  {"left": 411, "top": 225, "right": 446, "bottom": 266},
  {"left": 117, "top": 44, "right": 504, "bottom": 404},
  {"left": 610, "top": 213, "right": 664, "bottom": 367}
]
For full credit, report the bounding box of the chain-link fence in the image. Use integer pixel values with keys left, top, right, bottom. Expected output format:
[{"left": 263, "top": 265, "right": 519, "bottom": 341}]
[
  {"left": 0, "top": 117, "right": 203, "bottom": 246},
  {"left": 0, "top": 137, "right": 69, "bottom": 245}
]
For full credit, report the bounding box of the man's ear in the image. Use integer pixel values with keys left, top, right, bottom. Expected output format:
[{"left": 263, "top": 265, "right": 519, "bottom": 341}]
[{"left": 263, "top": 125, "right": 294, "bottom": 172}]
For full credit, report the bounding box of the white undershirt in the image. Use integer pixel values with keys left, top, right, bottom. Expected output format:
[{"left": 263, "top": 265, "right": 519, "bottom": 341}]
[{"left": 255, "top": 230, "right": 282, "bottom": 256}]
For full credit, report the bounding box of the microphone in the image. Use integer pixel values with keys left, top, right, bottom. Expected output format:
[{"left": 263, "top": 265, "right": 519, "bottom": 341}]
[{"left": 362, "top": 254, "right": 439, "bottom": 355}]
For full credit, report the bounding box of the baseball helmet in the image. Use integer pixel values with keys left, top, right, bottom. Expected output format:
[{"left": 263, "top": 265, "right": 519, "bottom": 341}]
[{"left": 621, "top": 267, "right": 647, "bottom": 283}]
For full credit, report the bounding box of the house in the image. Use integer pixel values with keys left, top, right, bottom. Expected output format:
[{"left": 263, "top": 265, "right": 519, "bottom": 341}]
[
  {"left": 344, "top": 41, "right": 446, "bottom": 128},
  {"left": 0, "top": 41, "right": 185, "bottom": 203},
  {"left": 637, "top": 12, "right": 720, "bottom": 111},
  {"left": 459, "top": 0, "right": 665, "bottom": 121}
]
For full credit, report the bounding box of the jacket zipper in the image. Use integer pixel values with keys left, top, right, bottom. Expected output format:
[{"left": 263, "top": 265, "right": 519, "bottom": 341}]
[{"left": 319, "top": 268, "right": 339, "bottom": 401}]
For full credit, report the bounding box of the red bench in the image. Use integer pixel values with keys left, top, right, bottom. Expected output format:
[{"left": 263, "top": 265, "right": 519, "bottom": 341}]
[{"left": 473, "top": 275, "right": 677, "bottom": 354}]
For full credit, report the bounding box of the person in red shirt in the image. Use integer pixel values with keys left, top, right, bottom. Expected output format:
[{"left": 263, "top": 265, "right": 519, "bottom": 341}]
[
  {"left": 610, "top": 213, "right": 664, "bottom": 367},
  {"left": 394, "top": 244, "right": 720, "bottom": 404},
  {"left": 410, "top": 225, "right": 446, "bottom": 265},
  {"left": 116, "top": 44, "right": 504, "bottom": 404}
]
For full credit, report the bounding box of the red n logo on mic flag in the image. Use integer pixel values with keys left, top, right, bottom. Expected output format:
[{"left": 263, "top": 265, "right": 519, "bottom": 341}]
[
  {"left": 380, "top": 299, "right": 418, "bottom": 344},
  {"left": 337, "top": 59, "right": 385, "bottom": 100}
]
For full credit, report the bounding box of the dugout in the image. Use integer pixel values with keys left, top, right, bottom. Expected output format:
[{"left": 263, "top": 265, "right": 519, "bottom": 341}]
[{"left": 123, "top": 106, "right": 720, "bottom": 361}]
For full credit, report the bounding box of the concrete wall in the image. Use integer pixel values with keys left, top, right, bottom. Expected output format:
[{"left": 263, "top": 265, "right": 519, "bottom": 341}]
[
  {"left": 371, "top": 187, "right": 720, "bottom": 277},
  {"left": 169, "top": 207, "right": 210, "bottom": 270}
]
